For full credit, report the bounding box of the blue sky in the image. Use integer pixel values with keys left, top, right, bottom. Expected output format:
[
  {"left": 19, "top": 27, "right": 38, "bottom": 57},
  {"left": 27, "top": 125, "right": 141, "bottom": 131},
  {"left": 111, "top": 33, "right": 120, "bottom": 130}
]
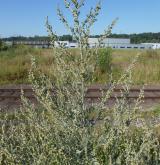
[{"left": 0, "top": 0, "right": 160, "bottom": 37}]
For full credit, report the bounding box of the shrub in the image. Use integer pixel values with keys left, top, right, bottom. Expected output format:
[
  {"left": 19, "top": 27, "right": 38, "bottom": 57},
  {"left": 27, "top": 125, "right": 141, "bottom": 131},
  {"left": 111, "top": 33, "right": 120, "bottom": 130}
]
[
  {"left": 0, "top": 40, "right": 8, "bottom": 51},
  {"left": 0, "top": 39, "right": 2, "bottom": 49},
  {"left": 0, "top": 0, "right": 159, "bottom": 164},
  {"left": 98, "top": 48, "right": 112, "bottom": 73}
]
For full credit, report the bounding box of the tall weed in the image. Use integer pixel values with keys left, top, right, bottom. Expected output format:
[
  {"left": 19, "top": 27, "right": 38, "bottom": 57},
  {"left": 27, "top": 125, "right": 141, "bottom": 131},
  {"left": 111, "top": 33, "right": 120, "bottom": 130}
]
[{"left": 0, "top": 0, "right": 159, "bottom": 164}]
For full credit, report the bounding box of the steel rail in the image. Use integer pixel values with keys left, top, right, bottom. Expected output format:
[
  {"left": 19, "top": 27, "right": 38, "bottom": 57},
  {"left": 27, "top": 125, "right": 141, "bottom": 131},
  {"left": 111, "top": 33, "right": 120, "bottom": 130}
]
[{"left": 1, "top": 87, "right": 160, "bottom": 100}]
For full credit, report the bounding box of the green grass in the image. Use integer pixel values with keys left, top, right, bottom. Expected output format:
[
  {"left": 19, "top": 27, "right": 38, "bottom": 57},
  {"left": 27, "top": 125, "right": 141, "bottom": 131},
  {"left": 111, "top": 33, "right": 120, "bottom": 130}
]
[{"left": 1, "top": 46, "right": 160, "bottom": 85}]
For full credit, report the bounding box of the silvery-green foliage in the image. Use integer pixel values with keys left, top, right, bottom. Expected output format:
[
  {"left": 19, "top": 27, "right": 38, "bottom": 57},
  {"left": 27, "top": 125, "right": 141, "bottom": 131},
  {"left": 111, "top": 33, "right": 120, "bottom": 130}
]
[{"left": 0, "top": 0, "right": 160, "bottom": 164}]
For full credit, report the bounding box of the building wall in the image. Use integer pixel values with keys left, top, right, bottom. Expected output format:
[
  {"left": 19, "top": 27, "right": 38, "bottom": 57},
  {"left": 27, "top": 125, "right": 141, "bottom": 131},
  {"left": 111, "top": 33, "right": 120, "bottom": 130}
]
[
  {"left": 152, "top": 44, "right": 160, "bottom": 49},
  {"left": 106, "top": 43, "right": 152, "bottom": 49},
  {"left": 103, "top": 38, "right": 130, "bottom": 44},
  {"left": 142, "top": 43, "right": 160, "bottom": 49},
  {"left": 88, "top": 38, "right": 130, "bottom": 45},
  {"left": 88, "top": 38, "right": 153, "bottom": 49}
]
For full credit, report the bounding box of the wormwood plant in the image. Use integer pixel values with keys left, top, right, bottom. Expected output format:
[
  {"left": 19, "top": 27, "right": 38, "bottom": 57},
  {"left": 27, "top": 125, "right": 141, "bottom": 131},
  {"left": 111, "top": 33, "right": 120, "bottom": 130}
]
[{"left": 0, "top": 0, "right": 160, "bottom": 164}]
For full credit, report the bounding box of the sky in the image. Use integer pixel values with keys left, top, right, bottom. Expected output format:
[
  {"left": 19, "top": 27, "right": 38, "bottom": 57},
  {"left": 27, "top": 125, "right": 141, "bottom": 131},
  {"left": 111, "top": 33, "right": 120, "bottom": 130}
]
[{"left": 0, "top": 0, "right": 160, "bottom": 37}]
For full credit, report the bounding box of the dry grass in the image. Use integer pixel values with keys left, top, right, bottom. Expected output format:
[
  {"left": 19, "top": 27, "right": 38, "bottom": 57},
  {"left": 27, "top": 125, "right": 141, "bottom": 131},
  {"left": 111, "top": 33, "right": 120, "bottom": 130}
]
[
  {"left": 112, "top": 49, "right": 160, "bottom": 84},
  {"left": 1, "top": 46, "right": 160, "bottom": 85},
  {"left": 0, "top": 46, "right": 54, "bottom": 85}
]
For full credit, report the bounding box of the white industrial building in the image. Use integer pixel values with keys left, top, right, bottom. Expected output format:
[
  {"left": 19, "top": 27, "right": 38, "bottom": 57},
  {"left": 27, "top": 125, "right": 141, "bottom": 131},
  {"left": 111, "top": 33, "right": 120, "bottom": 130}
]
[
  {"left": 88, "top": 38, "right": 130, "bottom": 46},
  {"left": 54, "top": 38, "right": 154, "bottom": 49},
  {"left": 56, "top": 38, "right": 160, "bottom": 49},
  {"left": 88, "top": 38, "right": 152, "bottom": 49},
  {"left": 54, "top": 41, "right": 78, "bottom": 48},
  {"left": 141, "top": 43, "right": 160, "bottom": 50},
  {"left": 5, "top": 38, "right": 160, "bottom": 49}
]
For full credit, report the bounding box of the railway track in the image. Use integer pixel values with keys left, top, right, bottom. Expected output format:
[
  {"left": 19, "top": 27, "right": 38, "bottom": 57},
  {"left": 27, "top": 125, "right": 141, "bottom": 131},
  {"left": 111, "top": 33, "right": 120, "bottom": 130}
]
[
  {"left": 1, "top": 85, "right": 160, "bottom": 109},
  {"left": 1, "top": 85, "right": 160, "bottom": 99}
]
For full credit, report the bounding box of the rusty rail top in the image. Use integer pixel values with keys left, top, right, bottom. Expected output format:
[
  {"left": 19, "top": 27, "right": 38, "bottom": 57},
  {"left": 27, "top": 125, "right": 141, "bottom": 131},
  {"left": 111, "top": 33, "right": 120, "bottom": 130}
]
[{"left": 1, "top": 84, "right": 160, "bottom": 100}]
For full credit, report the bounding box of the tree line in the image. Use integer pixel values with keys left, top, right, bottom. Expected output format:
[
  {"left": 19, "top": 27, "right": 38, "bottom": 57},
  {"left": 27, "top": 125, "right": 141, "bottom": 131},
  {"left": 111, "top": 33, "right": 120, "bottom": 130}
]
[
  {"left": 2, "top": 32, "right": 160, "bottom": 43},
  {"left": 2, "top": 35, "right": 72, "bottom": 42}
]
